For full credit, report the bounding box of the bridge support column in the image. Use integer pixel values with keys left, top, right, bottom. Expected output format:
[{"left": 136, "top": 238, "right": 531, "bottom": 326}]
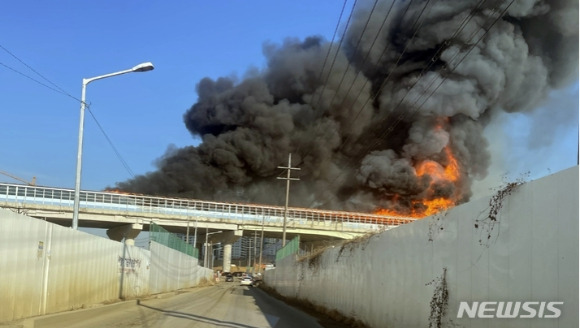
[
  {"left": 107, "top": 223, "right": 143, "bottom": 246},
  {"left": 220, "top": 230, "right": 243, "bottom": 273},
  {"left": 223, "top": 244, "right": 233, "bottom": 273}
]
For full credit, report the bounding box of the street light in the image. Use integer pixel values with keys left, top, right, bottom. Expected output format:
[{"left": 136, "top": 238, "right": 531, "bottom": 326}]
[
  {"left": 204, "top": 230, "right": 222, "bottom": 268},
  {"left": 72, "top": 62, "right": 154, "bottom": 230},
  {"left": 212, "top": 243, "right": 222, "bottom": 270}
]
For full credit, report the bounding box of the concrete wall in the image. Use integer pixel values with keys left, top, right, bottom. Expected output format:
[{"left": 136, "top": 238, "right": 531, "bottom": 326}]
[
  {"left": 264, "top": 167, "right": 579, "bottom": 328},
  {"left": 0, "top": 209, "right": 213, "bottom": 322}
]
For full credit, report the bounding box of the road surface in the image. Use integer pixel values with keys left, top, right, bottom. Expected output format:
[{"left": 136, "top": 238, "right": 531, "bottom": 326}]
[{"left": 36, "top": 282, "right": 347, "bottom": 328}]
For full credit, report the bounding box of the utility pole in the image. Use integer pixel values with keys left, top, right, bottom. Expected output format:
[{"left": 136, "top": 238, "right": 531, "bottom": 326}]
[
  {"left": 193, "top": 219, "right": 198, "bottom": 256},
  {"left": 259, "top": 216, "right": 264, "bottom": 274},
  {"left": 210, "top": 241, "right": 214, "bottom": 269},
  {"left": 248, "top": 237, "right": 252, "bottom": 271},
  {"left": 204, "top": 228, "right": 208, "bottom": 268},
  {"left": 186, "top": 218, "right": 190, "bottom": 245},
  {"left": 277, "top": 153, "right": 300, "bottom": 246},
  {"left": 253, "top": 230, "right": 257, "bottom": 273}
]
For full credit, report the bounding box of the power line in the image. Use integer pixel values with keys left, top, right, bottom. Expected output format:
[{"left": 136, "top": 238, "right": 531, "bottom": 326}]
[
  {"left": 0, "top": 61, "right": 80, "bottom": 102},
  {"left": 0, "top": 44, "right": 137, "bottom": 179},
  {"left": 297, "top": 0, "right": 397, "bottom": 168},
  {"left": 316, "top": 0, "right": 350, "bottom": 85},
  {"left": 352, "top": 0, "right": 494, "bottom": 157},
  {"left": 299, "top": 0, "right": 428, "bottom": 202},
  {"left": 333, "top": 0, "right": 397, "bottom": 119},
  {"left": 0, "top": 44, "right": 81, "bottom": 102},
  {"left": 300, "top": 0, "right": 419, "bottom": 170},
  {"left": 312, "top": 0, "right": 359, "bottom": 112},
  {"left": 85, "top": 107, "right": 135, "bottom": 178},
  {"left": 310, "top": 0, "right": 515, "bottom": 208},
  {"left": 322, "top": 0, "right": 381, "bottom": 113}
]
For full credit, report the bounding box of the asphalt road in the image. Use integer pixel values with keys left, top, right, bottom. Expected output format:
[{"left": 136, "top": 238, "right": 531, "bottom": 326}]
[{"left": 40, "top": 282, "right": 331, "bottom": 328}]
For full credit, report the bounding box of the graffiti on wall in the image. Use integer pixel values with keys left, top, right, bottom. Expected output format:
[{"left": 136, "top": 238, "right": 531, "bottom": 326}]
[{"left": 118, "top": 256, "right": 142, "bottom": 274}]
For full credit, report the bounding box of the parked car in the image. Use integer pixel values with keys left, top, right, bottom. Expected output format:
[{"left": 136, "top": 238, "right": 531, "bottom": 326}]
[
  {"left": 240, "top": 277, "right": 253, "bottom": 286},
  {"left": 225, "top": 274, "right": 234, "bottom": 282}
]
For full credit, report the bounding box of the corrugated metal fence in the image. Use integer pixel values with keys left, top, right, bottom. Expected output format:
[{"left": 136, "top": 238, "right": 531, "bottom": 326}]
[
  {"left": 0, "top": 208, "right": 213, "bottom": 322},
  {"left": 264, "top": 167, "right": 579, "bottom": 327}
]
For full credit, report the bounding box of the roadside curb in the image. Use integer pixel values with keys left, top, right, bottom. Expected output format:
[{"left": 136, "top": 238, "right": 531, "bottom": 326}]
[{"left": 22, "top": 300, "right": 138, "bottom": 328}]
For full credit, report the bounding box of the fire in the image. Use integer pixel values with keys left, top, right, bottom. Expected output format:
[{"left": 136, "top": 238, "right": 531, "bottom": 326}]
[
  {"left": 375, "top": 145, "right": 461, "bottom": 218},
  {"left": 105, "top": 188, "right": 136, "bottom": 195},
  {"left": 418, "top": 197, "right": 455, "bottom": 217},
  {"left": 444, "top": 146, "right": 460, "bottom": 181}
]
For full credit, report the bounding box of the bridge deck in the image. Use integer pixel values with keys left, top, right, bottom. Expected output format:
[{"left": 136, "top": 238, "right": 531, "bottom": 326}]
[{"left": 0, "top": 183, "right": 417, "bottom": 238}]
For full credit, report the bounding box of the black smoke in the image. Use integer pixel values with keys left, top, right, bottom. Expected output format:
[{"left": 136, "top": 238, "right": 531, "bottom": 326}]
[{"left": 114, "top": 0, "right": 578, "bottom": 214}]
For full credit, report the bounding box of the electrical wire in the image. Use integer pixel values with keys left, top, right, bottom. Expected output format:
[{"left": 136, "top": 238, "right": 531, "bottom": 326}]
[
  {"left": 351, "top": 0, "right": 488, "bottom": 156},
  {"left": 315, "top": 0, "right": 351, "bottom": 86},
  {"left": 311, "top": 0, "right": 359, "bottom": 112},
  {"left": 0, "top": 44, "right": 137, "bottom": 179},
  {"left": 85, "top": 107, "right": 135, "bottom": 178},
  {"left": 0, "top": 61, "right": 80, "bottom": 102},
  {"left": 333, "top": 0, "right": 397, "bottom": 120},
  {"left": 0, "top": 44, "right": 80, "bottom": 102},
  {"left": 299, "top": 0, "right": 426, "bottom": 191},
  {"left": 310, "top": 0, "right": 515, "bottom": 207},
  {"left": 296, "top": 0, "right": 396, "bottom": 169},
  {"left": 322, "top": 0, "right": 381, "bottom": 112},
  {"left": 283, "top": 0, "right": 353, "bottom": 175},
  {"left": 352, "top": 0, "right": 495, "bottom": 158}
]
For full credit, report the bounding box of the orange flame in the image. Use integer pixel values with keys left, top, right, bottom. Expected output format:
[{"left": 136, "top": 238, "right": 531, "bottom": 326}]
[
  {"left": 444, "top": 146, "right": 460, "bottom": 182},
  {"left": 375, "top": 145, "right": 461, "bottom": 218},
  {"left": 105, "top": 188, "right": 135, "bottom": 195}
]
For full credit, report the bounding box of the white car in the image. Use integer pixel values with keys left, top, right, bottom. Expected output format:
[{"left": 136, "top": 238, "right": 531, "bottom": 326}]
[{"left": 240, "top": 277, "right": 253, "bottom": 286}]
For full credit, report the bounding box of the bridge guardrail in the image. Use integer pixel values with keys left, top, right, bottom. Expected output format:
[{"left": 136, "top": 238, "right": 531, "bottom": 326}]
[{"left": 0, "top": 183, "right": 416, "bottom": 227}]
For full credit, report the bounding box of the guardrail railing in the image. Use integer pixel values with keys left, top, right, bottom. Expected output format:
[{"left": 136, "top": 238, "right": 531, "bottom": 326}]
[{"left": 0, "top": 182, "right": 416, "bottom": 227}]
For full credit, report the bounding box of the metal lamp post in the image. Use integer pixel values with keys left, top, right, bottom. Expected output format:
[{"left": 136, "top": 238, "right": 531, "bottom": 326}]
[
  {"left": 72, "top": 62, "right": 154, "bottom": 230},
  {"left": 204, "top": 230, "right": 222, "bottom": 268}
]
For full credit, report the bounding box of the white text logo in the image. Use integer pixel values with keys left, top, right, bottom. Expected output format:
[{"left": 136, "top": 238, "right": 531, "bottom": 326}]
[{"left": 457, "top": 301, "right": 563, "bottom": 319}]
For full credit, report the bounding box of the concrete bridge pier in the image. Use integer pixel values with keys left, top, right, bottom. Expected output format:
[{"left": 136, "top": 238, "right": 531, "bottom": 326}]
[
  {"left": 106, "top": 223, "right": 143, "bottom": 246},
  {"left": 220, "top": 230, "right": 243, "bottom": 273}
]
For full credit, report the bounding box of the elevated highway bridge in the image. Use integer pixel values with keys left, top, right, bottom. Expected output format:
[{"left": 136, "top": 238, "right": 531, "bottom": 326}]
[{"left": 0, "top": 182, "right": 416, "bottom": 269}]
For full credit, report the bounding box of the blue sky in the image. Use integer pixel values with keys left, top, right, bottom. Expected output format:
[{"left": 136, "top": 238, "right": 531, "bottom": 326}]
[
  {"left": 0, "top": 1, "right": 350, "bottom": 191},
  {"left": 0, "top": 1, "right": 578, "bottom": 200}
]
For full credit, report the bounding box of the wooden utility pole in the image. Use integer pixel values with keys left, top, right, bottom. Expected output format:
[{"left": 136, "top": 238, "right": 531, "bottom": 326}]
[{"left": 277, "top": 153, "right": 300, "bottom": 246}]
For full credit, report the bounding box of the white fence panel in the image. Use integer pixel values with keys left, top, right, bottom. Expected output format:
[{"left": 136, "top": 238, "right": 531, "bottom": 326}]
[
  {"left": 265, "top": 167, "right": 579, "bottom": 328},
  {"left": 0, "top": 211, "right": 46, "bottom": 320},
  {"left": 149, "top": 241, "right": 212, "bottom": 294},
  {"left": 0, "top": 207, "right": 210, "bottom": 322}
]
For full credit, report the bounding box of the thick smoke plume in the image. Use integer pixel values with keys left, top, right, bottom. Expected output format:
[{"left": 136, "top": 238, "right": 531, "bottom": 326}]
[{"left": 115, "top": 0, "right": 578, "bottom": 215}]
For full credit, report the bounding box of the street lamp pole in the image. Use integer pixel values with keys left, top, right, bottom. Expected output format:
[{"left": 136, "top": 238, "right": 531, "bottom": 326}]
[
  {"left": 204, "top": 230, "right": 222, "bottom": 268},
  {"left": 72, "top": 62, "right": 154, "bottom": 230}
]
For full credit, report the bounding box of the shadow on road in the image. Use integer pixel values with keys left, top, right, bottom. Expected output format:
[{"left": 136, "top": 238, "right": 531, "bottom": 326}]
[
  {"left": 137, "top": 301, "right": 260, "bottom": 328},
  {"left": 252, "top": 285, "right": 366, "bottom": 328}
]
